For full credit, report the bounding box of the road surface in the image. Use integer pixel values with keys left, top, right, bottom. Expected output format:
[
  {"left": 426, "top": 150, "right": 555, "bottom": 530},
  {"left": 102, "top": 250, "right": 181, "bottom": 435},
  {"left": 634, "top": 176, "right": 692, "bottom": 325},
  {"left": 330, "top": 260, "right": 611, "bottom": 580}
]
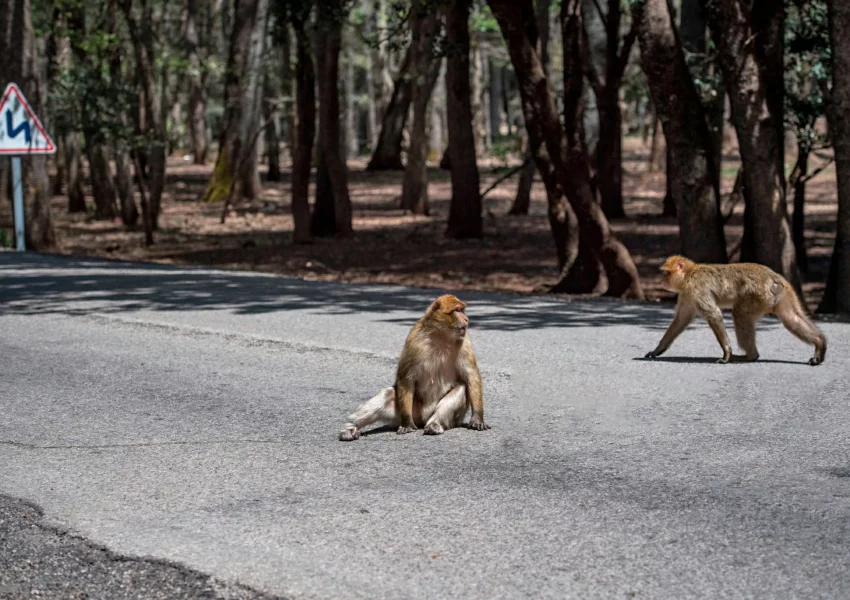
[{"left": 1, "top": 251, "right": 849, "bottom": 599}]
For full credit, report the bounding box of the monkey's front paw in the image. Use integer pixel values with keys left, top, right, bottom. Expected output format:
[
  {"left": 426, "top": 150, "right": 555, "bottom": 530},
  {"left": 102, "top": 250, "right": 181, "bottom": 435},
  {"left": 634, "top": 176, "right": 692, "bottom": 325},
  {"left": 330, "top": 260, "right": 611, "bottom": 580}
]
[
  {"left": 809, "top": 355, "right": 824, "bottom": 366},
  {"left": 339, "top": 428, "right": 360, "bottom": 442},
  {"left": 716, "top": 356, "right": 731, "bottom": 364},
  {"left": 396, "top": 425, "right": 418, "bottom": 435},
  {"left": 644, "top": 350, "right": 661, "bottom": 359},
  {"left": 423, "top": 422, "right": 445, "bottom": 435},
  {"left": 468, "top": 416, "right": 491, "bottom": 431}
]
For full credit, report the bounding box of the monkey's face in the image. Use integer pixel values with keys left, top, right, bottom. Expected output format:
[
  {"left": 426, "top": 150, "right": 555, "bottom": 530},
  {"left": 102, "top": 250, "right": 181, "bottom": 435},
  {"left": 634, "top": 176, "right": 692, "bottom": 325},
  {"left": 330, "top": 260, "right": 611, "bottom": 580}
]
[
  {"left": 660, "top": 256, "right": 687, "bottom": 291},
  {"left": 426, "top": 295, "right": 469, "bottom": 340}
]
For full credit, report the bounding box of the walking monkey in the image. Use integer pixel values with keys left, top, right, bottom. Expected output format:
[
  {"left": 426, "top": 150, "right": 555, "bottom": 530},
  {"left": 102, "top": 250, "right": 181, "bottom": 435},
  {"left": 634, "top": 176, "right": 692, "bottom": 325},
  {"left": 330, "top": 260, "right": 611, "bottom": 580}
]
[{"left": 646, "top": 256, "right": 826, "bottom": 365}]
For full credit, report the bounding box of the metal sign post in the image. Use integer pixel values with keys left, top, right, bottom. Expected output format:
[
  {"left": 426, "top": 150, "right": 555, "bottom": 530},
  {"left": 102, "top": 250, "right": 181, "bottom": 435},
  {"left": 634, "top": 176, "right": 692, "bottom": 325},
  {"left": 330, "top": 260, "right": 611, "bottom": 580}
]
[{"left": 0, "top": 82, "right": 57, "bottom": 251}]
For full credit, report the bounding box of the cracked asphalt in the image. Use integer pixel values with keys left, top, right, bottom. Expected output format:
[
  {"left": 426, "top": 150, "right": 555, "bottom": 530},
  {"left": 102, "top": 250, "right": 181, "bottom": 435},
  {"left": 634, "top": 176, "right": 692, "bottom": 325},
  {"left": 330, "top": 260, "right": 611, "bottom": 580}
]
[{"left": 1, "top": 251, "right": 849, "bottom": 599}]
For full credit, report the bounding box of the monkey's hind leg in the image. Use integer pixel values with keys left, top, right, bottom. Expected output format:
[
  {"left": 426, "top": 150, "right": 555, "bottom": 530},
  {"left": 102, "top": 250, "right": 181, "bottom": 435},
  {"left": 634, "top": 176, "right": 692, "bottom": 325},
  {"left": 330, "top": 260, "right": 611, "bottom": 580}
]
[
  {"left": 732, "top": 303, "right": 761, "bottom": 361},
  {"left": 423, "top": 386, "right": 467, "bottom": 436},
  {"left": 774, "top": 299, "right": 827, "bottom": 366},
  {"left": 339, "top": 387, "right": 398, "bottom": 441}
]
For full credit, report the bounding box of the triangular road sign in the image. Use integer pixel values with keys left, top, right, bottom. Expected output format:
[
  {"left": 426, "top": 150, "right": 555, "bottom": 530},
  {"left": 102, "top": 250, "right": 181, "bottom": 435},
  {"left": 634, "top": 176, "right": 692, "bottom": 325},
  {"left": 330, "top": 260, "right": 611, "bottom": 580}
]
[{"left": 0, "top": 83, "right": 56, "bottom": 155}]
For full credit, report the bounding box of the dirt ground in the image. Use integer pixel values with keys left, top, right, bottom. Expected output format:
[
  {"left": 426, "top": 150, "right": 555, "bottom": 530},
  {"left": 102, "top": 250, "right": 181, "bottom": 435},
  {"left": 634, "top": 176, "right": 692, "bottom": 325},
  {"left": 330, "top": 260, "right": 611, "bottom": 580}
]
[{"left": 2, "top": 138, "right": 838, "bottom": 309}]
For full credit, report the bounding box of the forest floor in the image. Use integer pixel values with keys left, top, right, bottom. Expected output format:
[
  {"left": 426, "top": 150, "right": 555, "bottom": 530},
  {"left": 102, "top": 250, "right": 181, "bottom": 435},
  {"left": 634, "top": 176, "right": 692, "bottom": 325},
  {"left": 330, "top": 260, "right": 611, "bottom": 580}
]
[{"left": 4, "top": 138, "right": 838, "bottom": 309}]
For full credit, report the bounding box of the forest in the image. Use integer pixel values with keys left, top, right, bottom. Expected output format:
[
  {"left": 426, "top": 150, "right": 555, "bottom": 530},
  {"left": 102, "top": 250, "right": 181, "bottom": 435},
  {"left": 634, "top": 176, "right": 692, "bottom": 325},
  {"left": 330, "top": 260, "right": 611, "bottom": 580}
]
[{"left": 1, "top": 0, "right": 849, "bottom": 313}]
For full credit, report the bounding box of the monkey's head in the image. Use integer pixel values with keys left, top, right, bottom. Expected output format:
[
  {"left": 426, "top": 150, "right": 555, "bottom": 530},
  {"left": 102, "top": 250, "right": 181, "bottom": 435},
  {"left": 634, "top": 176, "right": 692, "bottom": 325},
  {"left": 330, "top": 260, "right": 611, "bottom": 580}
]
[
  {"left": 660, "top": 255, "right": 694, "bottom": 292},
  {"left": 424, "top": 294, "right": 469, "bottom": 340}
]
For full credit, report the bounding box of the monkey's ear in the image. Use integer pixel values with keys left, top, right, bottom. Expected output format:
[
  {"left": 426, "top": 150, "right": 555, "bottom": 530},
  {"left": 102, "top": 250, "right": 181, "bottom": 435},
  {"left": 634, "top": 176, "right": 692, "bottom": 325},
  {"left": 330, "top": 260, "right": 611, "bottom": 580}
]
[
  {"left": 677, "top": 258, "right": 686, "bottom": 272},
  {"left": 425, "top": 299, "right": 441, "bottom": 317}
]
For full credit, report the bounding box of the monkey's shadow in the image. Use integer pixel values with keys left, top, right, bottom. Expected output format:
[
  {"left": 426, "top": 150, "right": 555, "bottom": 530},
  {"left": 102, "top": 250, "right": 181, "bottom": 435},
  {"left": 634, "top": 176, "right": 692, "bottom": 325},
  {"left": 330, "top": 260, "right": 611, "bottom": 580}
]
[
  {"left": 633, "top": 356, "right": 808, "bottom": 366},
  {"left": 357, "top": 424, "right": 482, "bottom": 438}
]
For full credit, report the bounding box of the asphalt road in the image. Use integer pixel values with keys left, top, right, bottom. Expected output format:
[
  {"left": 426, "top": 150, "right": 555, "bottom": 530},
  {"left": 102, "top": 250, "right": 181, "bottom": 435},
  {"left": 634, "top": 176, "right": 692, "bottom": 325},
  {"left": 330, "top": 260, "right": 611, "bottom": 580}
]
[{"left": 1, "top": 251, "right": 849, "bottom": 599}]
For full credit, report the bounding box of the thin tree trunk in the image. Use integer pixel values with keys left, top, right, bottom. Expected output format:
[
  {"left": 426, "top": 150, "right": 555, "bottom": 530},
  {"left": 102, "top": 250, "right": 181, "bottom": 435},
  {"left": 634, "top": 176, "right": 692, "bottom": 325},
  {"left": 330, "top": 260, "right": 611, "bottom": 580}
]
[
  {"left": 702, "top": 0, "right": 800, "bottom": 292},
  {"left": 66, "top": 133, "right": 86, "bottom": 212},
  {"left": 238, "top": 0, "right": 269, "bottom": 199},
  {"left": 345, "top": 48, "right": 359, "bottom": 159},
  {"left": 311, "top": 2, "right": 353, "bottom": 236},
  {"left": 87, "top": 145, "right": 120, "bottom": 219},
  {"left": 264, "top": 51, "right": 281, "bottom": 182},
  {"left": 120, "top": 0, "right": 166, "bottom": 230},
  {"left": 200, "top": 0, "right": 259, "bottom": 206},
  {"left": 444, "top": 0, "right": 482, "bottom": 238},
  {"left": 489, "top": 0, "right": 644, "bottom": 298},
  {"left": 510, "top": 0, "right": 550, "bottom": 216},
  {"left": 818, "top": 0, "right": 850, "bottom": 313},
  {"left": 401, "top": 4, "right": 441, "bottom": 215},
  {"left": 789, "top": 143, "right": 809, "bottom": 276},
  {"left": 367, "top": 45, "right": 412, "bottom": 171},
  {"left": 634, "top": 0, "right": 727, "bottom": 263},
  {"left": 291, "top": 19, "right": 315, "bottom": 244},
  {"left": 186, "top": 0, "right": 209, "bottom": 164}
]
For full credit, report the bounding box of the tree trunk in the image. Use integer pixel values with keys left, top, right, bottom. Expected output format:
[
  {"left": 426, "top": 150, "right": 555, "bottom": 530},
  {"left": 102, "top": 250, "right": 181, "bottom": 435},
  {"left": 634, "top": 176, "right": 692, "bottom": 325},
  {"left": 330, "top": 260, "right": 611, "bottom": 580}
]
[
  {"left": 87, "top": 145, "right": 120, "bottom": 219},
  {"left": 120, "top": 0, "right": 166, "bottom": 230},
  {"left": 789, "top": 144, "right": 809, "bottom": 277},
  {"left": 65, "top": 133, "right": 86, "bottom": 213},
  {"left": 819, "top": 0, "right": 850, "bottom": 313},
  {"left": 510, "top": 0, "right": 550, "bottom": 216},
  {"left": 345, "top": 48, "right": 359, "bottom": 159},
  {"left": 311, "top": 2, "right": 353, "bottom": 236},
  {"left": 264, "top": 51, "right": 282, "bottom": 182},
  {"left": 633, "top": 0, "right": 727, "bottom": 263},
  {"left": 443, "top": 0, "right": 482, "bottom": 238},
  {"left": 291, "top": 20, "right": 315, "bottom": 244},
  {"left": 401, "top": 4, "right": 441, "bottom": 215},
  {"left": 186, "top": 0, "right": 209, "bottom": 164},
  {"left": 595, "top": 87, "right": 625, "bottom": 218},
  {"left": 489, "top": 0, "right": 643, "bottom": 298},
  {"left": 237, "top": 0, "right": 269, "bottom": 200},
  {"left": 366, "top": 45, "right": 412, "bottom": 171},
  {"left": 702, "top": 0, "right": 800, "bottom": 291},
  {"left": 200, "top": 0, "right": 259, "bottom": 206}
]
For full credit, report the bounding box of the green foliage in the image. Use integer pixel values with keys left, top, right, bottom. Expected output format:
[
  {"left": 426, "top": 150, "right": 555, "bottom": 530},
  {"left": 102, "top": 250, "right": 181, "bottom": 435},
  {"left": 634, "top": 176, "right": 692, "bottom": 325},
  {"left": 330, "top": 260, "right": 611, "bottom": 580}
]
[{"left": 785, "top": 0, "right": 831, "bottom": 151}]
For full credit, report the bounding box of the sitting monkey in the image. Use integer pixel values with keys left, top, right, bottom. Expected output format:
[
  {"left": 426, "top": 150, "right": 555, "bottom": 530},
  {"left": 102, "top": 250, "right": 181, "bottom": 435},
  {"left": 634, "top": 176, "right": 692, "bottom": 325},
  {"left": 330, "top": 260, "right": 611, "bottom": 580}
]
[{"left": 339, "top": 294, "right": 490, "bottom": 441}]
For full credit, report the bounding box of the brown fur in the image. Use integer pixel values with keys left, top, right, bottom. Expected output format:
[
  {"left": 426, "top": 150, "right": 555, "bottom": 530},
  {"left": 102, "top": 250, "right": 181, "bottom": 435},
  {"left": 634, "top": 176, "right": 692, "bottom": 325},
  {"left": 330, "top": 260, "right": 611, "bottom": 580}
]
[
  {"left": 339, "top": 294, "right": 489, "bottom": 441},
  {"left": 646, "top": 256, "right": 826, "bottom": 365}
]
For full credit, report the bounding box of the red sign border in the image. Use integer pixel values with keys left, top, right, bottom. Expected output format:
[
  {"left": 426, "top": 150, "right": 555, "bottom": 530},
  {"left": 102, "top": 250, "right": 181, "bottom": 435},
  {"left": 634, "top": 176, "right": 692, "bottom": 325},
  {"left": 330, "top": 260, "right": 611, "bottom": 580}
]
[{"left": 0, "top": 83, "right": 56, "bottom": 155}]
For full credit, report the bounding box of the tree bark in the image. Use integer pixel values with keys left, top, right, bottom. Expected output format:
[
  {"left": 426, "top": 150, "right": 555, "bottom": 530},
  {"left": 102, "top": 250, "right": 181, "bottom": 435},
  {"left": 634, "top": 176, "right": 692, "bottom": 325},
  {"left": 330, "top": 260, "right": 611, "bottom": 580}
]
[
  {"left": 263, "top": 44, "right": 282, "bottom": 182},
  {"left": 400, "top": 4, "right": 441, "bottom": 215},
  {"left": 311, "top": 2, "right": 353, "bottom": 236},
  {"left": 510, "top": 0, "right": 550, "bottom": 216},
  {"left": 65, "top": 133, "right": 86, "bottom": 213},
  {"left": 366, "top": 45, "right": 413, "bottom": 171},
  {"left": 702, "top": 0, "right": 801, "bottom": 292},
  {"left": 200, "top": 0, "right": 259, "bottom": 206},
  {"left": 186, "top": 0, "right": 209, "bottom": 164},
  {"left": 633, "top": 0, "right": 727, "bottom": 263},
  {"left": 819, "top": 0, "right": 850, "bottom": 313},
  {"left": 789, "top": 144, "right": 809, "bottom": 276},
  {"left": 291, "top": 19, "right": 315, "bottom": 244},
  {"left": 237, "top": 0, "right": 269, "bottom": 200},
  {"left": 443, "top": 0, "right": 482, "bottom": 239},
  {"left": 489, "top": 0, "right": 643, "bottom": 298},
  {"left": 120, "top": 0, "right": 166, "bottom": 230}
]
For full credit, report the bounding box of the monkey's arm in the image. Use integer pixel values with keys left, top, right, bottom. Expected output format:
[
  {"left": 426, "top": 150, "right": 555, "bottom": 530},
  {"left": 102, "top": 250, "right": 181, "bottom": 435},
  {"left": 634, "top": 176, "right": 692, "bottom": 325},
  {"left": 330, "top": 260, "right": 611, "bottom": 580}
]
[
  {"left": 646, "top": 301, "right": 696, "bottom": 358},
  {"left": 462, "top": 352, "right": 489, "bottom": 431},
  {"left": 395, "top": 380, "right": 418, "bottom": 434},
  {"left": 701, "top": 303, "right": 733, "bottom": 363}
]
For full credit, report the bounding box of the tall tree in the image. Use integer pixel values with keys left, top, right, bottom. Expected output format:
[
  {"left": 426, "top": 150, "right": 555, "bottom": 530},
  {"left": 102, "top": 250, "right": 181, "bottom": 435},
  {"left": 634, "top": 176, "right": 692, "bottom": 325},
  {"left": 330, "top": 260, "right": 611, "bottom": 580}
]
[
  {"left": 2, "top": 0, "right": 56, "bottom": 248},
  {"left": 510, "top": 0, "right": 550, "bottom": 216},
  {"left": 288, "top": 8, "right": 315, "bottom": 244},
  {"left": 489, "top": 0, "right": 644, "bottom": 297},
  {"left": 633, "top": 0, "right": 727, "bottom": 263},
  {"left": 400, "top": 1, "right": 441, "bottom": 215},
  {"left": 584, "top": 0, "right": 638, "bottom": 219},
  {"left": 199, "top": 0, "right": 260, "bottom": 206},
  {"left": 702, "top": 0, "right": 802, "bottom": 292},
  {"left": 443, "top": 0, "right": 481, "bottom": 238},
  {"left": 237, "top": 0, "right": 270, "bottom": 199},
  {"left": 819, "top": 0, "right": 850, "bottom": 313},
  {"left": 311, "top": 0, "right": 353, "bottom": 235},
  {"left": 366, "top": 45, "right": 412, "bottom": 171},
  {"left": 120, "top": 0, "right": 167, "bottom": 230},
  {"left": 185, "top": 0, "right": 210, "bottom": 164}
]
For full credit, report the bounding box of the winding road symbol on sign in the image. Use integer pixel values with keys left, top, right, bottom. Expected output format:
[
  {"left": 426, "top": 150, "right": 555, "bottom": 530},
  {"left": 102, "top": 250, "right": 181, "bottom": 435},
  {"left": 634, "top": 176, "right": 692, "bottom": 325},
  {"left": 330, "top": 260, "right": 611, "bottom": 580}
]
[{"left": 0, "top": 83, "right": 55, "bottom": 155}]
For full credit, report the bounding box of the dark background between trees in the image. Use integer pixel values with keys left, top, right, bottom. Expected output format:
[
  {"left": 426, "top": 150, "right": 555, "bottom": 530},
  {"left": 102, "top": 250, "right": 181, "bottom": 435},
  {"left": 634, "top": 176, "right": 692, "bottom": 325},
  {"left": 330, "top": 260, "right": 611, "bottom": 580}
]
[{"left": 1, "top": 0, "right": 849, "bottom": 313}]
